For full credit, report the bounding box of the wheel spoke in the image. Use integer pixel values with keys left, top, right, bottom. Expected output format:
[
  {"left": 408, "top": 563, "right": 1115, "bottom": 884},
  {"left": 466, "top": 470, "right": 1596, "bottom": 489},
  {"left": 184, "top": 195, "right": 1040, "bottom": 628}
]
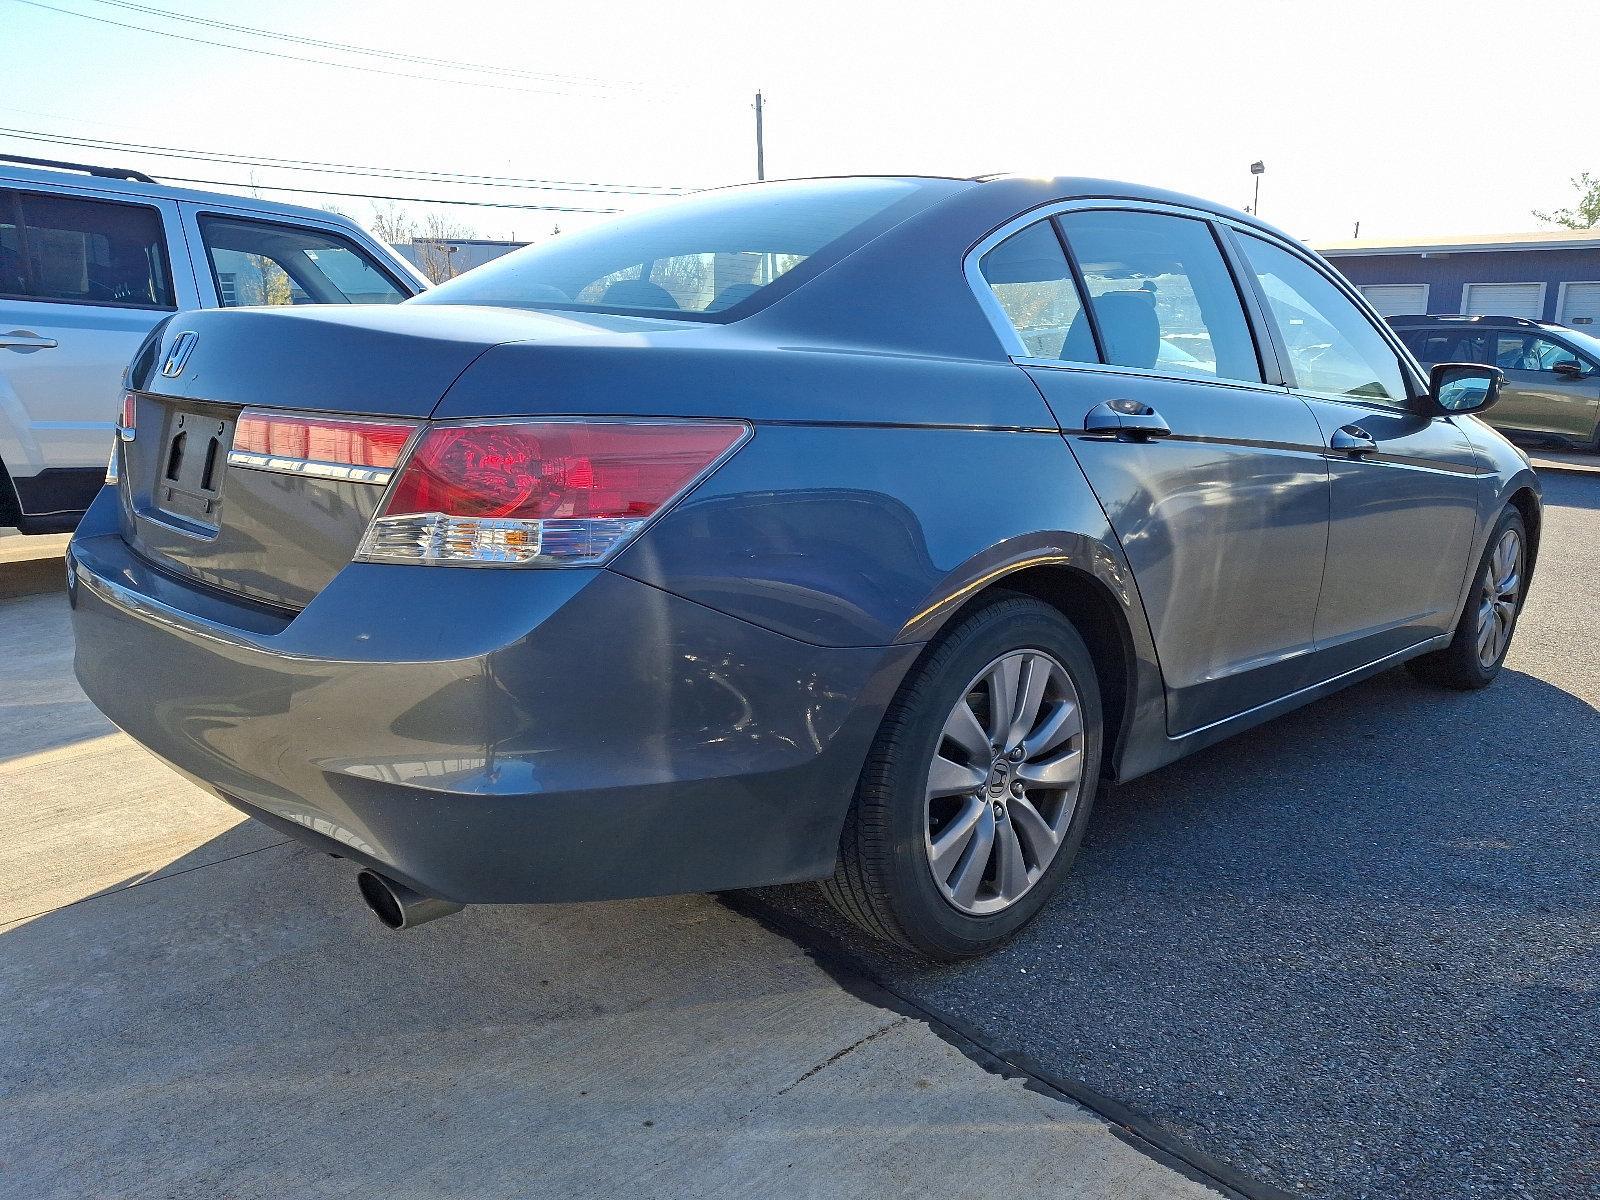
[
  {"left": 1017, "top": 746, "right": 1083, "bottom": 787},
  {"left": 929, "top": 796, "right": 985, "bottom": 881},
  {"left": 986, "top": 655, "right": 1022, "bottom": 744},
  {"left": 1023, "top": 699, "right": 1081, "bottom": 760},
  {"left": 941, "top": 697, "right": 991, "bottom": 761},
  {"left": 1007, "top": 793, "right": 1061, "bottom": 863},
  {"left": 1005, "top": 655, "right": 1052, "bottom": 750},
  {"left": 993, "top": 816, "right": 1028, "bottom": 900},
  {"left": 948, "top": 808, "right": 996, "bottom": 907},
  {"left": 926, "top": 754, "right": 986, "bottom": 801}
]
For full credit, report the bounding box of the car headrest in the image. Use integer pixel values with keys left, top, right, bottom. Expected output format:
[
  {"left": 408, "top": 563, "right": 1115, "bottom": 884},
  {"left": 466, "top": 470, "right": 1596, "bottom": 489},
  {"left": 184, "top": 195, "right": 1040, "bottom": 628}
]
[
  {"left": 599, "top": 278, "right": 680, "bottom": 310},
  {"left": 1094, "top": 291, "right": 1160, "bottom": 369}
]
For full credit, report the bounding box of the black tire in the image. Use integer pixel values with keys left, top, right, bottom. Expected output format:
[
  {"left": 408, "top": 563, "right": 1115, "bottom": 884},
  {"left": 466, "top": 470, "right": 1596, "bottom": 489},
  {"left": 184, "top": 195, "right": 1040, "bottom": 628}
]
[
  {"left": 820, "top": 595, "right": 1103, "bottom": 960},
  {"left": 1407, "top": 505, "right": 1527, "bottom": 690}
]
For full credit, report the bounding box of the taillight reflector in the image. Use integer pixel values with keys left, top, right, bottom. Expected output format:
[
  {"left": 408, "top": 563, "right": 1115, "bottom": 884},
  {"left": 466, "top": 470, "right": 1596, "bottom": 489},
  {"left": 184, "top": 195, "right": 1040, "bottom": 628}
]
[
  {"left": 358, "top": 419, "right": 749, "bottom": 567},
  {"left": 228, "top": 410, "right": 418, "bottom": 484},
  {"left": 233, "top": 412, "right": 415, "bottom": 468}
]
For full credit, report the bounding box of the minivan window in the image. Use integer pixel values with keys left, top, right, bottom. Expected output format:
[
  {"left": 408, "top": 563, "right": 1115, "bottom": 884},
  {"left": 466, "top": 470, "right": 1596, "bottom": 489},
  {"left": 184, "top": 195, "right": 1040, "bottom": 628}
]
[
  {"left": 199, "top": 216, "right": 408, "bottom": 307},
  {"left": 1056, "top": 210, "right": 1261, "bottom": 384},
  {"left": 1238, "top": 233, "right": 1409, "bottom": 403},
  {"left": 414, "top": 178, "right": 935, "bottom": 317},
  {"left": 977, "top": 220, "right": 1093, "bottom": 361},
  {"left": 1, "top": 189, "right": 174, "bottom": 308}
]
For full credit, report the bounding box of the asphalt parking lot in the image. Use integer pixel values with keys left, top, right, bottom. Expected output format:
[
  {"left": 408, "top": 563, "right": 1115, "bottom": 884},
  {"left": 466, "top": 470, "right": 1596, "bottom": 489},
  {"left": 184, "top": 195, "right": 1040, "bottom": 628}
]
[
  {"left": 1, "top": 472, "right": 1593, "bottom": 1200},
  {"left": 762, "top": 469, "right": 1600, "bottom": 1199}
]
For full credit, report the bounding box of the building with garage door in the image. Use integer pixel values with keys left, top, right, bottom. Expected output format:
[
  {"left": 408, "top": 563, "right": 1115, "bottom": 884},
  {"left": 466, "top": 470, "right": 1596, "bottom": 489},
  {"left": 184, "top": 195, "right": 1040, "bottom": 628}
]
[{"left": 1316, "top": 229, "right": 1600, "bottom": 329}]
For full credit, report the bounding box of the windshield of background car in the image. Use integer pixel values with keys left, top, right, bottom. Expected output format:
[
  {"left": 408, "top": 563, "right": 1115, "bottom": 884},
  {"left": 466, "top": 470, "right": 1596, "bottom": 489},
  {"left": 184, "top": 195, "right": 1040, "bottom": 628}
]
[
  {"left": 411, "top": 178, "right": 944, "bottom": 319},
  {"left": 1556, "top": 326, "right": 1600, "bottom": 363}
]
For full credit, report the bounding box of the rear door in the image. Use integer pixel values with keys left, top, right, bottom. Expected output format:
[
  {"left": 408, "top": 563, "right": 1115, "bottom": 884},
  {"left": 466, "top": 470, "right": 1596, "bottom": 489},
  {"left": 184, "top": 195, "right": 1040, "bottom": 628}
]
[
  {"left": 0, "top": 185, "right": 196, "bottom": 516},
  {"left": 975, "top": 205, "right": 1332, "bottom": 735},
  {"left": 1230, "top": 231, "right": 1483, "bottom": 669}
]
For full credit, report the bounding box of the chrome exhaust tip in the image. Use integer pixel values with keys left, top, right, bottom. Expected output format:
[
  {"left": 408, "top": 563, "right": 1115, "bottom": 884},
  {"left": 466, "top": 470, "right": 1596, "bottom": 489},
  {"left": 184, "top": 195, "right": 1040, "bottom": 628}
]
[{"left": 356, "top": 869, "right": 463, "bottom": 930}]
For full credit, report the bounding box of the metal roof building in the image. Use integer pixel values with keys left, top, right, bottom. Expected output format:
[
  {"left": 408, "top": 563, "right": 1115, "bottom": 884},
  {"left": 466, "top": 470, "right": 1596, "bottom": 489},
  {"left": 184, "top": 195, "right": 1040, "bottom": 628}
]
[{"left": 1317, "top": 229, "right": 1600, "bottom": 329}]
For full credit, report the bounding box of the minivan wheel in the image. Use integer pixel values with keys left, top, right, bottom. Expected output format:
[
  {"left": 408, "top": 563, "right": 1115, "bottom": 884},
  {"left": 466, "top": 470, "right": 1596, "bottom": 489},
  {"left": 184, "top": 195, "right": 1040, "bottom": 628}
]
[
  {"left": 1407, "top": 505, "right": 1527, "bottom": 690},
  {"left": 820, "top": 596, "right": 1102, "bottom": 959}
]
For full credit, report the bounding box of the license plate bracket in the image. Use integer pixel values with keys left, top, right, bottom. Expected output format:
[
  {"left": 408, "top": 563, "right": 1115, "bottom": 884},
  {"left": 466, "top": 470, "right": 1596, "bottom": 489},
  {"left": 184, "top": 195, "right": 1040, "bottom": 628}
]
[{"left": 155, "top": 407, "right": 234, "bottom": 530}]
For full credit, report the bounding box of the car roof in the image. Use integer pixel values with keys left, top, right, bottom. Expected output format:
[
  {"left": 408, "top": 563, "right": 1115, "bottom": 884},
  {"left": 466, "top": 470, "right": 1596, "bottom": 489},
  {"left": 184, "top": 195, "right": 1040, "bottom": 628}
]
[{"left": 0, "top": 161, "right": 360, "bottom": 226}]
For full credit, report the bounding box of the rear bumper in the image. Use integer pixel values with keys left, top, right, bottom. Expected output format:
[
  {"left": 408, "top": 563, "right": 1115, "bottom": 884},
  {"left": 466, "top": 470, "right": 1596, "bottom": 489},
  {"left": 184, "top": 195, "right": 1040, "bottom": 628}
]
[{"left": 67, "top": 489, "right": 913, "bottom": 903}]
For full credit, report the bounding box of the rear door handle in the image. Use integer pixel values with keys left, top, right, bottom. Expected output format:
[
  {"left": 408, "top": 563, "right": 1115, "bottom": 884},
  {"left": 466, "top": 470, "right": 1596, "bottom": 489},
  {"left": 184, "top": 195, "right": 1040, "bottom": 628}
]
[
  {"left": 0, "top": 329, "right": 58, "bottom": 351},
  {"left": 1084, "top": 399, "right": 1172, "bottom": 442},
  {"left": 1329, "top": 425, "right": 1378, "bottom": 456}
]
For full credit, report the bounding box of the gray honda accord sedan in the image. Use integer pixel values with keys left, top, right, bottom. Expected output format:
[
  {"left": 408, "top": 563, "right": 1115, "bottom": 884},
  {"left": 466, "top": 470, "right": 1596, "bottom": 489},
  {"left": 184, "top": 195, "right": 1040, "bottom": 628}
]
[{"left": 68, "top": 175, "right": 1540, "bottom": 958}]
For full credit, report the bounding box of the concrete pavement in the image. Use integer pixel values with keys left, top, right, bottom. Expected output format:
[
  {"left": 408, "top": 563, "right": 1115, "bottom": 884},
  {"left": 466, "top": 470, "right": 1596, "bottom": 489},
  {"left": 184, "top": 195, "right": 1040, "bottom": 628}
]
[{"left": 0, "top": 575, "right": 1222, "bottom": 1200}]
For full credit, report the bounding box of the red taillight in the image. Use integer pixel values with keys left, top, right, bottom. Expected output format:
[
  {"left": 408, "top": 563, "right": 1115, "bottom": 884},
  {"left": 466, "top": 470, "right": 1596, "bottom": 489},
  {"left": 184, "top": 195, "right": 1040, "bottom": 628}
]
[
  {"left": 232, "top": 411, "right": 415, "bottom": 471},
  {"left": 360, "top": 419, "right": 749, "bottom": 566},
  {"left": 118, "top": 392, "right": 136, "bottom": 441}
]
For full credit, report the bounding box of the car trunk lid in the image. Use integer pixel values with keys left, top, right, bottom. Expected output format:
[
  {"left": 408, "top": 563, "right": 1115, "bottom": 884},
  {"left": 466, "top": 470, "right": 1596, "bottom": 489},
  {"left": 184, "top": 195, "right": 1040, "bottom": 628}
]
[{"left": 118, "top": 304, "right": 691, "bottom": 609}]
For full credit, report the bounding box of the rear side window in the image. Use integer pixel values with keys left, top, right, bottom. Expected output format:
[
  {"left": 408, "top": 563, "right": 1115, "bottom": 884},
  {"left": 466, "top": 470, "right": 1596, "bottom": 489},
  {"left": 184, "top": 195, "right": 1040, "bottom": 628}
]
[
  {"left": 199, "top": 216, "right": 408, "bottom": 307},
  {"left": 1056, "top": 210, "right": 1261, "bottom": 384},
  {"left": 1237, "top": 234, "right": 1409, "bottom": 404},
  {"left": 977, "top": 220, "right": 1093, "bottom": 361},
  {"left": 0, "top": 188, "right": 174, "bottom": 308},
  {"left": 1403, "top": 328, "right": 1493, "bottom": 364},
  {"left": 414, "top": 177, "right": 931, "bottom": 317}
]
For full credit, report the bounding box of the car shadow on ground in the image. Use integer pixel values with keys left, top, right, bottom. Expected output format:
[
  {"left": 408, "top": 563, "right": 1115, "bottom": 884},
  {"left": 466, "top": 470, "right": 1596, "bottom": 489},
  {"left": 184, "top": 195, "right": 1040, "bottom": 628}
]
[{"left": 762, "top": 662, "right": 1600, "bottom": 1196}]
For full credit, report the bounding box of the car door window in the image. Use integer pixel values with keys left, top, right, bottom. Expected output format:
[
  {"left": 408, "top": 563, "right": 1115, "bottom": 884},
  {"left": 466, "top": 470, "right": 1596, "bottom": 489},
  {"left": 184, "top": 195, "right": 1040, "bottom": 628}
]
[
  {"left": 0, "top": 188, "right": 174, "bottom": 308},
  {"left": 199, "top": 216, "right": 408, "bottom": 307},
  {"left": 1237, "top": 233, "right": 1409, "bottom": 404},
  {"left": 976, "top": 219, "right": 1094, "bottom": 362},
  {"left": 1055, "top": 209, "right": 1261, "bottom": 383},
  {"left": 1495, "top": 333, "right": 1586, "bottom": 373}
]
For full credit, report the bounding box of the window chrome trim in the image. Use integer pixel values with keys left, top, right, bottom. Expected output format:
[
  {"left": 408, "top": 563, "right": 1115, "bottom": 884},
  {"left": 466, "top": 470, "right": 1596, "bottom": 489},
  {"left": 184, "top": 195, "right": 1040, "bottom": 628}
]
[{"left": 1011, "top": 354, "right": 1293, "bottom": 398}]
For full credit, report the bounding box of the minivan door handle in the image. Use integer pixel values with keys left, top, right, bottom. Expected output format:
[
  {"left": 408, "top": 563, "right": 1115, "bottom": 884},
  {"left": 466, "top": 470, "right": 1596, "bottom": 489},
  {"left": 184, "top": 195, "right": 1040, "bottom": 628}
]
[
  {"left": 0, "top": 330, "right": 59, "bottom": 351},
  {"left": 1084, "top": 399, "right": 1172, "bottom": 442},
  {"left": 1329, "top": 425, "right": 1378, "bottom": 456}
]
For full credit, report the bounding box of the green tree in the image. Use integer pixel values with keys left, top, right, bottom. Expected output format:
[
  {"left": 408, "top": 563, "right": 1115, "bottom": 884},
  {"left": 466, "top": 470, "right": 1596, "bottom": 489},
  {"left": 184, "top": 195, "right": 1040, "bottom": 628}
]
[{"left": 1533, "top": 172, "right": 1600, "bottom": 229}]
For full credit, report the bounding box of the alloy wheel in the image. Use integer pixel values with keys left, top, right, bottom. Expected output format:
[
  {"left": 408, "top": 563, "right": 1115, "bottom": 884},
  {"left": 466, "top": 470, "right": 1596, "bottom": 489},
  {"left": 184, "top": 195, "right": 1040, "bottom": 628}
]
[
  {"left": 1476, "top": 526, "right": 1522, "bottom": 668},
  {"left": 923, "top": 649, "right": 1084, "bottom": 916}
]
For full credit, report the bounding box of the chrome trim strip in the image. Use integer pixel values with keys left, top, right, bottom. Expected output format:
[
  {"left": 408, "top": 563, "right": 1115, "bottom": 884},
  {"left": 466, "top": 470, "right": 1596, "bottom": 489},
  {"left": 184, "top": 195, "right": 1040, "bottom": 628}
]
[{"left": 226, "top": 450, "right": 395, "bottom": 486}]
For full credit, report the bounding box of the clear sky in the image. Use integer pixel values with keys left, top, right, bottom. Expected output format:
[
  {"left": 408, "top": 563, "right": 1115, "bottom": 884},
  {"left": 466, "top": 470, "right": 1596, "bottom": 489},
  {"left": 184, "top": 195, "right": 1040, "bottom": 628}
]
[{"left": 2, "top": 0, "right": 1595, "bottom": 246}]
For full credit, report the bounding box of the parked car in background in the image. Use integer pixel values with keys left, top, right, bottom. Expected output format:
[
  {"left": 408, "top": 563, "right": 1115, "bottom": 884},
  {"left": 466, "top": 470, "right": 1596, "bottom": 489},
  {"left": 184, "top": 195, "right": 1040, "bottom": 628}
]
[
  {"left": 1389, "top": 314, "right": 1600, "bottom": 451},
  {"left": 69, "top": 175, "right": 1538, "bottom": 959},
  {"left": 0, "top": 156, "right": 427, "bottom": 532}
]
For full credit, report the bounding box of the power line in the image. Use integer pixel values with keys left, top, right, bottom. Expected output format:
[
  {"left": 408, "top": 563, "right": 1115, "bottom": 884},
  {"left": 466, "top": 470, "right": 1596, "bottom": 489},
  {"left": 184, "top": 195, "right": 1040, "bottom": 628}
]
[
  {"left": 77, "top": 0, "right": 664, "bottom": 94},
  {"left": 0, "top": 126, "right": 691, "bottom": 195},
  {"left": 154, "top": 173, "right": 624, "bottom": 214},
  {"left": 5, "top": 0, "right": 635, "bottom": 98}
]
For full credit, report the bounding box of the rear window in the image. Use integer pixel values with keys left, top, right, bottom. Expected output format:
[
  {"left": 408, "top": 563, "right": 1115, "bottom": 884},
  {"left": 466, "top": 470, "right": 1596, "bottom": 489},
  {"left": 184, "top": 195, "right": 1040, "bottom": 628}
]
[{"left": 412, "top": 178, "right": 938, "bottom": 318}]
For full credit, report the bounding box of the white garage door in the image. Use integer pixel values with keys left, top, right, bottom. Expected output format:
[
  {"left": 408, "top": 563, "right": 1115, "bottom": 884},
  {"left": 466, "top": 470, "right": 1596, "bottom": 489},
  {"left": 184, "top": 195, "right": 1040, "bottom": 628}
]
[
  {"left": 1558, "top": 282, "right": 1600, "bottom": 329},
  {"left": 1461, "top": 282, "right": 1545, "bottom": 319},
  {"left": 1359, "top": 284, "right": 1429, "bottom": 316}
]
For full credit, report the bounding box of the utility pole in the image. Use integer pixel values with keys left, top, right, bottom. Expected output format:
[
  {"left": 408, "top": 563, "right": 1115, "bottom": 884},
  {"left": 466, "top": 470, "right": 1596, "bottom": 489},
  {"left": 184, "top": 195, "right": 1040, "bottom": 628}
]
[
  {"left": 754, "top": 90, "right": 765, "bottom": 181},
  {"left": 1352, "top": 220, "right": 1360, "bottom": 239}
]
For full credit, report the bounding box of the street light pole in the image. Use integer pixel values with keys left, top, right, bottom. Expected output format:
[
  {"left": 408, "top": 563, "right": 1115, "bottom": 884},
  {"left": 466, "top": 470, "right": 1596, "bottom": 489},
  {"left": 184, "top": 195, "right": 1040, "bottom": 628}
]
[
  {"left": 1250, "top": 160, "right": 1265, "bottom": 216},
  {"left": 754, "top": 91, "right": 765, "bottom": 182}
]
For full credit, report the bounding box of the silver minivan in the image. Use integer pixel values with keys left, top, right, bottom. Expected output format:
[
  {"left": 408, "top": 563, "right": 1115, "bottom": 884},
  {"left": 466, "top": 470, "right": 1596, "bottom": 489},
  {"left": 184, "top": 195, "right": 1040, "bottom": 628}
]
[{"left": 0, "top": 157, "right": 427, "bottom": 532}]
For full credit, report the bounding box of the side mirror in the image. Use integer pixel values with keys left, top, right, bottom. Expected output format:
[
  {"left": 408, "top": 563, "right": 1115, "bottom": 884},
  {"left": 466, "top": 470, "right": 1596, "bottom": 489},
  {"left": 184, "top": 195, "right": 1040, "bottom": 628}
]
[
  {"left": 1418, "top": 362, "right": 1502, "bottom": 416},
  {"left": 1554, "top": 359, "right": 1585, "bottom": 379}
]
